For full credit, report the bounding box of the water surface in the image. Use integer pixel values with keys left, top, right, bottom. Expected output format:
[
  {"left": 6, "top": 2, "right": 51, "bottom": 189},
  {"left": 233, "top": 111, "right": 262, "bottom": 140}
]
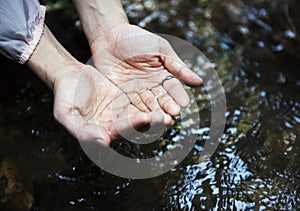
[{"left": 0, "top": 0, "right": 299, "bottom": 210}]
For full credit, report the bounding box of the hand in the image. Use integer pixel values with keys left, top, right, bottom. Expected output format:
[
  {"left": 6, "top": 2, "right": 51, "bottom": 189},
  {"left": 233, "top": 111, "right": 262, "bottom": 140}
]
[
  {"left": 52, "top": 63, "right": 174, "bottom": 145},
  {"left": 28, "top": 26, "right": 173, "bottom": 145},
  {"left": 90, "top": 24, "right": 202, "bottom": 117}
]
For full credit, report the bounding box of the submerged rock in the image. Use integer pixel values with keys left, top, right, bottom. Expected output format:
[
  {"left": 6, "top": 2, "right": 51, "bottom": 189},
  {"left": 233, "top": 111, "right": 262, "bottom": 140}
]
[{"left": 0, "top": 159, "right": 34, "bottom": 211}]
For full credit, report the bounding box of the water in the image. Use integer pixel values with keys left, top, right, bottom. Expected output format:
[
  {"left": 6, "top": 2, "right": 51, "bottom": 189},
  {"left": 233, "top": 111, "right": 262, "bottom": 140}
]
[{"left": 0, "top": 0, "right": 299, "bottom": 210}]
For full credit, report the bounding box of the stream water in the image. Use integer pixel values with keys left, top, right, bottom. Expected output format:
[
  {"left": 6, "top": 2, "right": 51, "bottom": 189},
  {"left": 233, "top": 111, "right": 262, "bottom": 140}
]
[{"left": 0, "top": 0, "right": 299, "bottom": 210}]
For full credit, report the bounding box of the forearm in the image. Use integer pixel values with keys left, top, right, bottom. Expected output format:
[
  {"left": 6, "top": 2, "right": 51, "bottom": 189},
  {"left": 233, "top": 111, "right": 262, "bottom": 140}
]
[
  {"left": 72, "top": 0, "right": 129, "bottom": 45},
  {"left": 27, "top": 26, "right": 79, "bottom": 89}
]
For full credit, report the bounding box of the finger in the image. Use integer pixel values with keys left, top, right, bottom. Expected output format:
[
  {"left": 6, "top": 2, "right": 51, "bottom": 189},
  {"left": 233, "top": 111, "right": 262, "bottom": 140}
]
[
  {"left": 151, "top": 110, "right": 175, "bottom": 126},
  {"left": 129, "top": 106, "right": 175, "bottom": 129},
  {"left": 151, "top": 86, "right": 180, "bottom": 116},
  {"left": 108, "top": 107, "right": 151, "bottom": 140},
  {"left": 139, "top": 90, "right": 161, "bottom": 111},
  {"left": 127, "top": 92, "right": 150, "bottom": 112},
  {"left": 127, "top": 104, "right": 174, "bottom": 127},
  {"left": 162, "top": 77, "right": 190, "bottom": 108},
  {"left": 139, "top": 90, "right": 175, "bottom": 125},
  {"left": 160, "top": 41, "right": 202, "bottom": 86},
  {"left": 127, "top": 104, "right": 152, "bottom": 132},
  {"left": 127, "top": 108, "right": 174, "bottom": 137}
]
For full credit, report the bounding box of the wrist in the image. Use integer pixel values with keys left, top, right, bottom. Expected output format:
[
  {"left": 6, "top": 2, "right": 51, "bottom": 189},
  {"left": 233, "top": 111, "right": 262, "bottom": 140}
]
[
  {"left": 27, "top": 25, "right": 80, "bottom": 90},
  {"left": 73, "top": 0, "right": 129, "bottom": 45},
  {"left": 91, "top": 15, "right": 129, "bottom": 42},
  {"left": 89, "top": 22, "right": 132, "bottom": 55}
]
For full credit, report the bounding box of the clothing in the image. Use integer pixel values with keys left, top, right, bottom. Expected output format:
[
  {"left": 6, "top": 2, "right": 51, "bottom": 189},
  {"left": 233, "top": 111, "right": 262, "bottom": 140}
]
[{"left": 0, "top": 0, "right": 45, "bottom": 64}]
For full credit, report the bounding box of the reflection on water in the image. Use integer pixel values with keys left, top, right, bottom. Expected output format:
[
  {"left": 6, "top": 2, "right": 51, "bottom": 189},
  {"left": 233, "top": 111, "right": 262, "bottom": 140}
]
[{"left": 0, "top": 0, "right": 299, "bottom": 210}]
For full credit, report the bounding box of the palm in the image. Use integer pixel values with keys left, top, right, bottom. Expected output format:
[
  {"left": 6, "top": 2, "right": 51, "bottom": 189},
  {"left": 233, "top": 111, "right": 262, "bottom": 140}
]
[
  {"left": 90, "top": 24, "right": 202, "bottom": 117},
  {"left": 53, "top": 65, "right": 172, "bottom": 144}
]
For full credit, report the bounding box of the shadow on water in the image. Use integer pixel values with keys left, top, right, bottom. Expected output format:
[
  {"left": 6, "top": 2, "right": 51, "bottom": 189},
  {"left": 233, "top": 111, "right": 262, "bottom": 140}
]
[{"left": 0, "top": 0, "right": 299, "bottom": 210}]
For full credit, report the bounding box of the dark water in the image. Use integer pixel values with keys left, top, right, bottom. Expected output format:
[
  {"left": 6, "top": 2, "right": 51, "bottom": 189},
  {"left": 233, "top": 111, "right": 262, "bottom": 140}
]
[{"left": 0, "top": 0, "right": 300, "bottom": 210}]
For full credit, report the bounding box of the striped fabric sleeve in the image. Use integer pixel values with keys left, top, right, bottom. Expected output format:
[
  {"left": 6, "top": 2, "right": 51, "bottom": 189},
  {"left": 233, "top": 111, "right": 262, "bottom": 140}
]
[{"left": 0, "top": 0, "right": 46, "bottom": 64}]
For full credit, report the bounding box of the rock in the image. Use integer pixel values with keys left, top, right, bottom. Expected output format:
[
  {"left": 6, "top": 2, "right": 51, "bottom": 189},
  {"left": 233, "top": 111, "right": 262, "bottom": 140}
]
[{"left": 0, "top": 159, "right": 34, "bottom": 211}]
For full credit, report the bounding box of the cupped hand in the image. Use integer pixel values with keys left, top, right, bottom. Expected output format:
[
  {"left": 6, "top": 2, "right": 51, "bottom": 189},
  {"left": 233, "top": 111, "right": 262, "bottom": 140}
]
[
  {"left": 52, "top": 63, "right": 174, "bottom": 145},
  {"left": 90, "top": 24, "right": 202, "bottom": 117}
]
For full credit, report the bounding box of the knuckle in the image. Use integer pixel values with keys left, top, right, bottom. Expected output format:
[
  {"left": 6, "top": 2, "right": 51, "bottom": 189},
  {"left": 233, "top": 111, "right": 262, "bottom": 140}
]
[
  {"left": 162, "top": 99, "right": 172, "bottom": 109},
  {"left": 175, "top": 65, "right": 185, "bottom": 78},
  {"left": 158, "top": 93, "right": 170, "bottom": 104}
]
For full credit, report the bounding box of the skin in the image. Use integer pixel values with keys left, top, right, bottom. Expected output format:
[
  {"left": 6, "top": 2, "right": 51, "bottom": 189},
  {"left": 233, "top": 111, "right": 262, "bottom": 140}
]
[
  {"left": 27, "top": 0, "right": 203, "bottom": 145},
  {"left": 28, "top": 27, "right": 163, "bottom": 145},
  {"left": 73, "top": 0, "right": 202, "bottom": 112}
]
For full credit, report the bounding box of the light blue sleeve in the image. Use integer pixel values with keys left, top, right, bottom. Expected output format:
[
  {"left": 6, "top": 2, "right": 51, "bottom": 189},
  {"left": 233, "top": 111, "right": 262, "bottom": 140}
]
[{"left": 0, "top": 0, "right": 46, "bottom": 64}]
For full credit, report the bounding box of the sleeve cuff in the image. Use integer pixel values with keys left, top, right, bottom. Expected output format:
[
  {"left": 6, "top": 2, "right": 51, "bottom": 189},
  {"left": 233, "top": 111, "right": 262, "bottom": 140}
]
[{"left": 19, "top": 5, "right": 46, "bottom": 64}]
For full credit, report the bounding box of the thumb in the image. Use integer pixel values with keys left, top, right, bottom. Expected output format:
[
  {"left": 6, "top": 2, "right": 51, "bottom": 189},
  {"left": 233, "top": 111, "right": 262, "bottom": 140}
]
[{"left": 160, "top": 40, "right": 202, "bottom": 86}]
